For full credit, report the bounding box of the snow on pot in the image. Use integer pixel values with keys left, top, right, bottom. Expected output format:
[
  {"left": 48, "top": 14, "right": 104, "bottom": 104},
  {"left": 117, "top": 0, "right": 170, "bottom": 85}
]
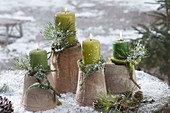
[
  {"left": 51, "top": 43, "right": 81, "bottom": 94},
  {"left": 76, "top": 59, "right": 107, "bottom": 106},
  {"left": 104, "top": 62, "right": 138, "bottom": 94},
  {"left": 22, "top": 73, "right": 59, "bottom": 112}
]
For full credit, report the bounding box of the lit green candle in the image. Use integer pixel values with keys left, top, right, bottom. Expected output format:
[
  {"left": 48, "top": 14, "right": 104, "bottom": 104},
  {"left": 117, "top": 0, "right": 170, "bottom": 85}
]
[
  {"left": 112, "top": 33, "right": 130, "bottom": 60},
  {"left": 82, "top": 34, "right": 100, "bottom": 65},
  {"left": 29, "top": 44, "right": 48, "bottom": 69},
  {"left": 55, "top": 8, "right": 76, "bottom": 44}
]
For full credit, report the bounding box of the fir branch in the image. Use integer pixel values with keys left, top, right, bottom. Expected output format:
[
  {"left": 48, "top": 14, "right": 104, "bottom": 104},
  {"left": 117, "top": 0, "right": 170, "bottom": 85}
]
[
  {"left": 93, "top": 93, "right": 138, "bottom": 113},
  {"left": 132, "top": 0, "right": 170, "bottom": 78},
  {"left": 43, "top": 22, "right": 77, "bottom": 52},
  {"left": 43, "top": 22, "right": 56, "bottom": 40},
  {"left": 14, "top": 55, "right": 31, "bottom": 70},
  {"left": 94, "top": 90, "right": 154, "bottom": 113},
  {"left": 128, "top": 40, "right": 147, "bottom": 61}
]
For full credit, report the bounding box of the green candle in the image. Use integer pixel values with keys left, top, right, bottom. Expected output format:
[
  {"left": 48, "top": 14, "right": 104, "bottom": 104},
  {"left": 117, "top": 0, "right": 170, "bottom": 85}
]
[
  {"left": 82, "top": 35, "right": 100, "bottom": 65},
  {"left": 55, "top": 8, "right": 76, "bottom": 44},
  {"left": 112, "top": 40, "right": 130, "bottom": 60},
  {"left": 29, "top": 48, "right": 48, "bottom": 69}
]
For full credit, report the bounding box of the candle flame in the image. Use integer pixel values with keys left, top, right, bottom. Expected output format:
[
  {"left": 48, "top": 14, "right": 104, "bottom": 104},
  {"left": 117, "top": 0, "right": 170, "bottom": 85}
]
[
  {"left": 90, "top": 33, "right": 93, "bottom": 39},
  {"left": 119, "top": 32, "right": 123, "bottom": 39},
  {"left": 36, "top": 43, "right": 39, "bottom": 49},
  {"left": 65, "top": 8, "right": 68, "bottom": 12}
]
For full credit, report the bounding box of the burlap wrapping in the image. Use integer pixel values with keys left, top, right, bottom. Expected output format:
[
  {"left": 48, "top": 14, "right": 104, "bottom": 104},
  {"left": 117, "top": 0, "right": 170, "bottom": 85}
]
[
  {"left": 76, "top": 68, "right": 107, "bottom": 106},
  {"left": 51, "top": 43, "right": 81, "bottom": 94},
  {"left": 22, "top": 73, "right": 58, "bottom": 112},
  {"left": 104, "top": 63, "right": 138, "bottom": 94}
]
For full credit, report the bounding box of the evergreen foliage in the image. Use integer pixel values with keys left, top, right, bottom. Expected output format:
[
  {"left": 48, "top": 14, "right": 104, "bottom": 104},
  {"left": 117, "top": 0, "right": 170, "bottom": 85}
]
[{"left": 133, "top": 0, "right": 170, "bottom": 81}]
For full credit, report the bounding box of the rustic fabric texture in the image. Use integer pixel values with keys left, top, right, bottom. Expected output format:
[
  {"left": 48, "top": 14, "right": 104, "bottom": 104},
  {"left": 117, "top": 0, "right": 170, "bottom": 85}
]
[
  {"left": 76, "top": 68, "right": 107, "bottom": 106},
  {"left": 22, "top": 73, "right": 58, "bottom": 112},
  {"left": 104, "top": 63, "right": 138, "bottom": 94},
  {"left": 51, "top": 43, "right": 81, "bottom": 94}
]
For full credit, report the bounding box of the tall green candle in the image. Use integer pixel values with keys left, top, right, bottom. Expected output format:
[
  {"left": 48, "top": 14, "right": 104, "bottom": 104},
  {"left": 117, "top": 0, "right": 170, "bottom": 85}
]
[
  {"left": 82, "top": 34, "right": 100, "bottom": 65},
  {"left": 29, "top": 47, "right": 48, "bottom": 69},
  {"left": 55, "top": 8, "right": 76, "bottom": 44},
  {"left": 112, "top": 40, "right": 130, "bottom": 60}
]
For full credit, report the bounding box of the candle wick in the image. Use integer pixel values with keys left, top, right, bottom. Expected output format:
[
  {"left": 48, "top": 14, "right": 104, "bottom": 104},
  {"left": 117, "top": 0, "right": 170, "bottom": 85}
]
[
  {"left": 64, "top": 8, "right": 68, "bottom": 13},
  {"left": 119, "top": 32, "right": 123, "bottom": 39},
  {"left": 89, "top": 33, "right": 93, "bottom": 40},
  {"left": 36, "top": 43, "right": 39, "bottom": 50}
]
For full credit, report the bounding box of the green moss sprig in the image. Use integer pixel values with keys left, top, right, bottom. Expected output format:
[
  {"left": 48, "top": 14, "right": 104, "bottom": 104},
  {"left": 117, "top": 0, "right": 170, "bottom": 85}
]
[
  {"left": 14, "top": 55, "right": 31, "bottom": 70},
  {"left": 77, "top": 57, "right": 105, "bottom": 86}
]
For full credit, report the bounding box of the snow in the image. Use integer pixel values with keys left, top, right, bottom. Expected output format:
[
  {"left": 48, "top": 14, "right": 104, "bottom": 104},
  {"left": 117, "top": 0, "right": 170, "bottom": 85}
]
[
  {"left": 79, "top": 3, "right": 95, "bottom": 8},
  {"left": 136, "top": 71, "right": 170, "bottom": 112},
  {"left": 0, "top": 0, "right": 169, "bottom": 112},
  {"left": 0, "top": 0, "right": 74, "bottom": 11},
  {"left": 0, "top": 70, "right": 170, "bottom": 113},
  {"left": 0, "top": 70, "right": 97, "bottom": 113},
  {"left": 76, "top": 11, "right": 104, "bottom": 18},
  {"left": 114, "top": 0, "right": 159, "bottom": 11},
  {"left": 96, "top": 0, "right": 159, "bottom": 11},
  {"left": 0, "top": 14, "right": 35, "bottom": 22}
]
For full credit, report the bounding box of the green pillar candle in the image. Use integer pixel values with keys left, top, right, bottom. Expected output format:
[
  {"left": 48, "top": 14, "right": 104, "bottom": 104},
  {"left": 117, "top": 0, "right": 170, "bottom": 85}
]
[
  {"left": 112, "top": 40, "right": 130, "bottom": 60},
  {"left": 82, "top": 36, "right": 100, "bottom": 65},
  {"left": 55, "top": 8, "right": 76, "bottom": 44},
  {"left": 29, "top": 48, "right": 48, "bottom": 69}
]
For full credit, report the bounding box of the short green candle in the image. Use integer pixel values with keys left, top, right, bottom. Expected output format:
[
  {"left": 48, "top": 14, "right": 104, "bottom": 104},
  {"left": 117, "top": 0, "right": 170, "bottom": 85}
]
[
  {"left": 29, "top": 49, "right": 48, "bottom": 69},
  {"left": 55, "top": 9, "right": 76, "bottom": 44},
  {"left": 82, "top": 39, "right": 100, "bottom": 65},
  {"left": 112, "top": 40, "right": 130, "bottom": 60}
]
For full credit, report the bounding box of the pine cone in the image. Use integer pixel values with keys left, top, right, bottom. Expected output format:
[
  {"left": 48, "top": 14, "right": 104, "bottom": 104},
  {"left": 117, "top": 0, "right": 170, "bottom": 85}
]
[
  {"left": 0, "top": 96, "right": 14, "bottom": 113},
  {"left": 132, "top": 90, "right": 143, "bottom": 103}
]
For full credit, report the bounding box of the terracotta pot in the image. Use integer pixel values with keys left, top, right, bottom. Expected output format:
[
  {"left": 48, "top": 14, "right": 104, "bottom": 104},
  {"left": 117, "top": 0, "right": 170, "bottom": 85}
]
[
  {"left": 104, "top": 63, "right": 138, "bottom": 94},
  {"left": 76, "top": 68, "right": 107, "bottom": 106},
  {"left": 51, "top": 43, "right": 81, "bottom": 94},
  {"left": 22, "top": 73, "right": 58, "bottom": 112}
]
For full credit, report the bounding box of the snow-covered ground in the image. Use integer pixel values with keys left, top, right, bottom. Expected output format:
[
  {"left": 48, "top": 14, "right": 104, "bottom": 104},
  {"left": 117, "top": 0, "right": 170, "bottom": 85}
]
[
  {"left": 0, "top": 0, "right": 166, "bottom": 112},
  {"left": 0, "top": 70, "right": 170, "bottom": 113}
]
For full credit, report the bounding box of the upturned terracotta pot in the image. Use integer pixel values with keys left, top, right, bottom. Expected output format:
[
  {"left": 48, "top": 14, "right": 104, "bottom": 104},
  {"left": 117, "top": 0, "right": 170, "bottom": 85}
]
[
  {"left": 76, "top": 68, "right": 107, "bottom": 106},
  {"left": 22, "top": 73, "right": 58, "bottom": 112},
  {"left": 51, "top": 43, "right": 81, "bottom": 94},
  {"left": 104, "top": 63, "right": 138, "bottom": 94}
]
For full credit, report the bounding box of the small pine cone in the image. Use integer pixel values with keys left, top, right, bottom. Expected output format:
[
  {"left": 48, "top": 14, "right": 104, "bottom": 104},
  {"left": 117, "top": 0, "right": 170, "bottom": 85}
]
[
  {"left": 132, "top": 90, "right": 143, "bottom": 103},
  {"left": 0, "top": 96, "right": 14, "bottom": 113}
]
